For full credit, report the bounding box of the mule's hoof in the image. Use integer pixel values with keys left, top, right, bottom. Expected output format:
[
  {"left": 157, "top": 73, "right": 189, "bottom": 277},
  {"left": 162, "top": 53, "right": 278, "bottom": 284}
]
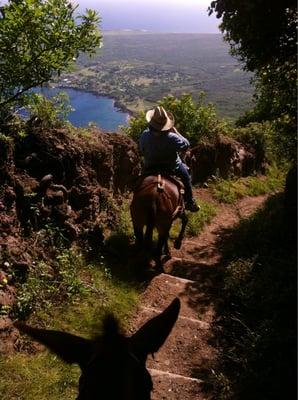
[
  {"left": 154, "top": 262, "right": 164, "bottom": 274},
  {"left": 174, "top": 240, "right": 182, "bottom": 249},
  {"left": 161, "top": 254, "right": 171, "bottom": 263}
]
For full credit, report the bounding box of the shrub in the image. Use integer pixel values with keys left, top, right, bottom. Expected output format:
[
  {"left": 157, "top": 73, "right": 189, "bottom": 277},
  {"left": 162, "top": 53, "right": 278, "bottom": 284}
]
[
  {"left": 123, "top": 92, "right": 229, "bottom": 146},
  {"left": 12, "top": 250, "right": 86, "bottom": 320},
  {"left": 25, "top": 92, "right": 73, "bottom": 129},
  {"left": 231, "top": 121, "right": 274, "bottom": 163}
]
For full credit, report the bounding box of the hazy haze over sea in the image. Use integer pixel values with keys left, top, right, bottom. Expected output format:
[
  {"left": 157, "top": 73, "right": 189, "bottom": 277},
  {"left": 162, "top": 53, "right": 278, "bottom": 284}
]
[{"left": 76, "top": 0, "right": 220, "bottom": 33}]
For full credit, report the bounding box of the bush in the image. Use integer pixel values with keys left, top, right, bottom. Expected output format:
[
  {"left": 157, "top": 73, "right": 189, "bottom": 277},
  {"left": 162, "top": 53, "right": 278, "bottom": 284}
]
[
  {"left": 12, "top": 250, "right": 86, "bottom": 320},
  {"left": 26, "top": 92, "right": 73, "bottom": 129},
  {"left": 231, "top": 121, "right": 274, "bottom": 163},
  {"left": 122, "top": 110, "right": 147, "bottom": 143},
  {"left": 123, "top": 92, "right": 229, "bottom": 146}
]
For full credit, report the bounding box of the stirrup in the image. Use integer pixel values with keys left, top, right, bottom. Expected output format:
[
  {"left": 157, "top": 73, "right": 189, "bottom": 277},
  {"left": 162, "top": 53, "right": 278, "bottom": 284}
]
[{"left": 185, "top": 202, "right": 200, "bottom": 212}]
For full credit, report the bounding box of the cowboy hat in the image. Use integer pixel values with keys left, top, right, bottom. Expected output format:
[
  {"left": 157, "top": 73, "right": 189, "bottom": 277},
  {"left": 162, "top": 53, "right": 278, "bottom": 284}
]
[{"left": 146, "top": 106, "right": 175, "bottom": 131}]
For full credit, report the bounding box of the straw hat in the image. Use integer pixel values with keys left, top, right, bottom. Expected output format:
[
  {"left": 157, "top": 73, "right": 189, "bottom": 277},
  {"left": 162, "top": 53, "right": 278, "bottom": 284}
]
[{"left": 146, "top": 106, "right": 175, "bottom": 131}]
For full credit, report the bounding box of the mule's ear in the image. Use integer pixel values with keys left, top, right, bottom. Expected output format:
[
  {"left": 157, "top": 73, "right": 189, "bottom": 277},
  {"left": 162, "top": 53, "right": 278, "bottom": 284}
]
[
  {"left": 15, "top": 322, "right": 94, "bottom": 368},
  {"left": 130, "top": 297, "right": 180, "bottom": 360}
]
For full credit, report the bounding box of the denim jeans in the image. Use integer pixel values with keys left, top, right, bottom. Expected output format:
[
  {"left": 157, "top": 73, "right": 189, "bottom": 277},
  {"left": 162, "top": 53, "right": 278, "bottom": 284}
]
[{"left": 174, "top": 163, "right": 194, "bottom": 204}]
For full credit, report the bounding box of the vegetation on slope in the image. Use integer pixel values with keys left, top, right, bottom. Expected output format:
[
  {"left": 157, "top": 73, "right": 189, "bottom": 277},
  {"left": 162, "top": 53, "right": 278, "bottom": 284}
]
[
  {"left": 213, "top": 193, "right": 296, "bottom": 400},
  {"left": 0, "top": 251, "right": 139, "bottom": 400},
  {"left": 211, "top": 164, "right": 286, "bottom": 204},
  {"left": 208, "top": 2, "right": 297, "bottom": 398},
  {"left": 0, "top": 0, "right": 101, "bottom": 127},
  {"left": 210, "top": 0, "right": 297, "bottom": 162}
]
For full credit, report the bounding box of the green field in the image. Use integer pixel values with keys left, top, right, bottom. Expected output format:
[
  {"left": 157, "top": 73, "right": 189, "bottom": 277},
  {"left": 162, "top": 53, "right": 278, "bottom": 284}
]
[{"left": 56, "top": 31, "right": 254, "bottom": 119}]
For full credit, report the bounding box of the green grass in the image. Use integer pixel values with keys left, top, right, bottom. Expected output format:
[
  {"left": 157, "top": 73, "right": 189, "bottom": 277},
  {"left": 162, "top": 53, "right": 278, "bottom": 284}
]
[
  {"left": 117, "top": 199, "right": 134, "bottom": 238},
  {"left": 0, "top": 353, "right": 79, "bottom": 400},
  {"left": 69, "top": 32, "right": 253, "bottom": 119},
  {"left": 11, "top": 250, "right": 88, "bottom": 320},
  {"left": 0, "top": 254, "right": 139, "bottom": 400},
  {"left": 170, "top": 199, "right": 217, "bottom": 238},
  {"left": 211, "top": 165, "right": 286, "bottom": 203},
  {"left": 186, "top": 200, "right": 218, "bottom": 236}
]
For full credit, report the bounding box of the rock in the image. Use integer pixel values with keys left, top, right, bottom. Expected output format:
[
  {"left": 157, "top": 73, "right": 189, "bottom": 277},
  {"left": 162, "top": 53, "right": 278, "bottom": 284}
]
[{"left": 189, "top": 135, "right": 265, "bottom": 184}]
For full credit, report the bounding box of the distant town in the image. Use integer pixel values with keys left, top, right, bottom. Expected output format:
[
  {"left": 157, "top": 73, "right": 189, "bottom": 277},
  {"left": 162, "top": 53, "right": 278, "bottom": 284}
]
[{"left": 54, "top": 31, "right": 253, "bottom": 119}]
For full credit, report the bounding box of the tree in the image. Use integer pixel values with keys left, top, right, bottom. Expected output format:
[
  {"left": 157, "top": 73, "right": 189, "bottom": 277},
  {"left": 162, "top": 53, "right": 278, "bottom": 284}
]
[
  {"left": 209, "top": 0, "right": 297, "bottom": 161},
  {"left": 208, "top": 1, "right": 296, "bottom": 72},
  {"left": 0, "top": 0, "right": 102, "bottom": 114}
]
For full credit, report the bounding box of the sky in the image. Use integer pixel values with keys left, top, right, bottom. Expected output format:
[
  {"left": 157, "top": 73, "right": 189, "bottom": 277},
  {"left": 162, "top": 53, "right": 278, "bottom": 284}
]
[{"left": 75, "top": 0, "right": 221, "bottom": 33}]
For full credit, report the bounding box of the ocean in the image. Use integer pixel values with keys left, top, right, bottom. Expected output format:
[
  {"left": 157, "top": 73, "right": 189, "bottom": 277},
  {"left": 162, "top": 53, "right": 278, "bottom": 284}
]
[{"left": 35, "top": 87, "right": 129, "bottom": 131}]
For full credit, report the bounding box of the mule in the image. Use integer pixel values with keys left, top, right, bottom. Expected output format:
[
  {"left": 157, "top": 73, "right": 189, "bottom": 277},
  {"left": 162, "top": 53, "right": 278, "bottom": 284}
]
[
  {"left": 130, "top": 174, "right": 188, "bottom": 265},
  {"left": 16, "top": 297, "right": 180, "bottom": 400}
]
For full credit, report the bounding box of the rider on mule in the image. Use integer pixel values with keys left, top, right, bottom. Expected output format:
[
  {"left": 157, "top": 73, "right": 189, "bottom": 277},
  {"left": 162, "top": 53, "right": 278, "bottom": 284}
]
[{"left": 140, "top": 106, "right": 200, "bottom": 212}]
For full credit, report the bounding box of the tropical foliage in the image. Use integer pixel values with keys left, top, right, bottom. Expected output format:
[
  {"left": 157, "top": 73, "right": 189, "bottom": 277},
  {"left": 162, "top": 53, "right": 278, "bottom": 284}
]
[
  {"left": 0, "top": 0, "right": 101, "bottom": 125},
  {"left": 124, "top": 93, "right": 229, "bottom": 146},
  {"left": 209, "top": 0, "right": 297, "bottom": 161}
]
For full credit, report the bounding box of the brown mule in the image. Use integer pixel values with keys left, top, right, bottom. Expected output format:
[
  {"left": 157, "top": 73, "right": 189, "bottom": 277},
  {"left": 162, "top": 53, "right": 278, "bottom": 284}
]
[{"left": 130, "top": 174, "right": 188, "bottom": 266}]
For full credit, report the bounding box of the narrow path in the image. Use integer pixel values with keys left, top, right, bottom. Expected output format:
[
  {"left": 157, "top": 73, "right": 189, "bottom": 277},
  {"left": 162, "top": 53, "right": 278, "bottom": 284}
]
[{"left": 129, "top": 193, "right": 268, "bottom": 399}]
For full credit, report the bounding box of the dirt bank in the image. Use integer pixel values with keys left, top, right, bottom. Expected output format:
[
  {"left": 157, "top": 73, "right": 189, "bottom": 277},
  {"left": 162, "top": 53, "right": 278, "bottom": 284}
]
[{"left": 0, "top": 126, "right": 141, "bottom": 352}]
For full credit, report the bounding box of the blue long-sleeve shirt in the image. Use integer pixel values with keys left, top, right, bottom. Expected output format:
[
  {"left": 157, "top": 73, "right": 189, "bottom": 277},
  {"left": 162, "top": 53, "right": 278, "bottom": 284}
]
[{"left": 139, "top": 128, "right": 190, "bottom": 170}]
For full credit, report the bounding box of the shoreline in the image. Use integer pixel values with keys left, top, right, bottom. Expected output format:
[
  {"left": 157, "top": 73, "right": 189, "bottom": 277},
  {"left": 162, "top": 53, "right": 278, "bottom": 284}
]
[{"left": 55, "top": 85, "right": 135, "bottom": 117}]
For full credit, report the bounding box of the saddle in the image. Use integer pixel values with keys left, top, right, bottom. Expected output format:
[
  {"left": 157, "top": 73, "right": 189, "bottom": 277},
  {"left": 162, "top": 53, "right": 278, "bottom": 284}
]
[{"left": 134, "top": 172, "right": 185, "bottom": 219}]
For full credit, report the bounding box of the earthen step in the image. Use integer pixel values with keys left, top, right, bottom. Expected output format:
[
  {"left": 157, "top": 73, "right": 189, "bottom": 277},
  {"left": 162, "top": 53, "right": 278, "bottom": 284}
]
[
  {"left": 163, "top": 257, "right": 221, "bottom": 283},
  {"left": 130, "top": 308, "right": 218, "bottom": 378},
  {"left": 138, "top": 273, "right": 214, "bottom": 323},
  {"left": 184, "top": 240, "right": 202, "bottom": 246},
  {"left": 149, "top": 368, "right": 204, "bottom": 383},
  {"left": 171, "top": 240, "right": 222, "bottom": 265},
  {"left": 150, "top": 368, "right": 207, "bottom": 400},
  {"left": 141, "top": 306, "right": 209, "bottom": 328}
]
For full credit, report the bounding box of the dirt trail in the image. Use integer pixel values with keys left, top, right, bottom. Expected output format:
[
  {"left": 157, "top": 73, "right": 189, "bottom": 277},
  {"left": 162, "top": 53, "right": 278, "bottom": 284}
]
[{"left": 129, "top": 191, "right": 268, "bottom": 400}]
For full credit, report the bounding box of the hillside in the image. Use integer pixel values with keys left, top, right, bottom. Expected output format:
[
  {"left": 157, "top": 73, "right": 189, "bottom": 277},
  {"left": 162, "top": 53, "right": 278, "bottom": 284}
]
[
  {"left": 56, "top": 31, "right": 253, "bottom": 119},
  {"left": 0, "top": 126, "right": 141, "bottom": 352}
]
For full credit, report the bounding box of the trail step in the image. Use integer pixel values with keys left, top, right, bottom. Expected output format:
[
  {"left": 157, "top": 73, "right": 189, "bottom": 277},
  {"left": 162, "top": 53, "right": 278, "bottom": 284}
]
[
  {"left": 164, "top": 257, "right": 221, "bottom": 282},
  {"left": 149, "top": 368, "right": 203, "bottom": 383},
  {"left": 137, "top": 273, "right": 215, "bottom": 323},
  {"left": 131, "top": 308, "right": 217, "bottom": 378},
  {"left": 141, "top": 306, "right": 210, "bottom": 328},
  {"left": 161, "top": 273, "right": 197, "bottom": 284},
  {"left": 184, "top": 240, "right": 202, "bottom": 246},
  {"left": 149, "top": 368, "right": 207, "bottom": 400}
]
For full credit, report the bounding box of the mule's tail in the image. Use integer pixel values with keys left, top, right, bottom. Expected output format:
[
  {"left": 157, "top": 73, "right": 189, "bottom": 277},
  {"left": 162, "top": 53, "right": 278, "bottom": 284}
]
[{"left": 144, "top": 199, "right": 157, "bottom": 249}]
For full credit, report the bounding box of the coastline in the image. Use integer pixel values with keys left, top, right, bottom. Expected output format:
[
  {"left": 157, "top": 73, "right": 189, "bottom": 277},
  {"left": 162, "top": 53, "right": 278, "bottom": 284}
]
[{"left": 56, "top": 85, "right": 134, "bottom": 117}]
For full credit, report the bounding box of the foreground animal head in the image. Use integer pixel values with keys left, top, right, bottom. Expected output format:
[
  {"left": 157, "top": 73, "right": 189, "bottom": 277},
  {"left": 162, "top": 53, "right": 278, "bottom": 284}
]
[{"left": 16, "top": 297, "right": 180, "bottom": 399}]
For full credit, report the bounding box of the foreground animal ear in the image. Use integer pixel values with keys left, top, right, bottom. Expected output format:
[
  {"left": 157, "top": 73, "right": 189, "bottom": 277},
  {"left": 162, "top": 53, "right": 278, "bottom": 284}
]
[
  {"left": 130, "top": 297, "right": 180, "bottom": 361},
  {"left": 15, "top": 322, "right": 94, "bottom": 368}
]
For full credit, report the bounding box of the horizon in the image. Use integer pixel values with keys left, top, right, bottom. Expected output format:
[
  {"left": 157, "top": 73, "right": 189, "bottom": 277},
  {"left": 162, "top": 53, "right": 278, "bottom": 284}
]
[
  {"left": 76, "top": 0, "right": 221, "bottom": 34},
  {"left": 0, "top": 0, "right": 221, "bottom": 33},
  {"left": 102, "top": 29, "right": 221, "bottom": 34}
]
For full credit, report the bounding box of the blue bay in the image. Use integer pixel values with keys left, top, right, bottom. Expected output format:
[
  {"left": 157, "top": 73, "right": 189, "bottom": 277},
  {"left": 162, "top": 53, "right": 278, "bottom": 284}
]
[{"left": 36, "top": 87, "right": 129, "bottom": 131}]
